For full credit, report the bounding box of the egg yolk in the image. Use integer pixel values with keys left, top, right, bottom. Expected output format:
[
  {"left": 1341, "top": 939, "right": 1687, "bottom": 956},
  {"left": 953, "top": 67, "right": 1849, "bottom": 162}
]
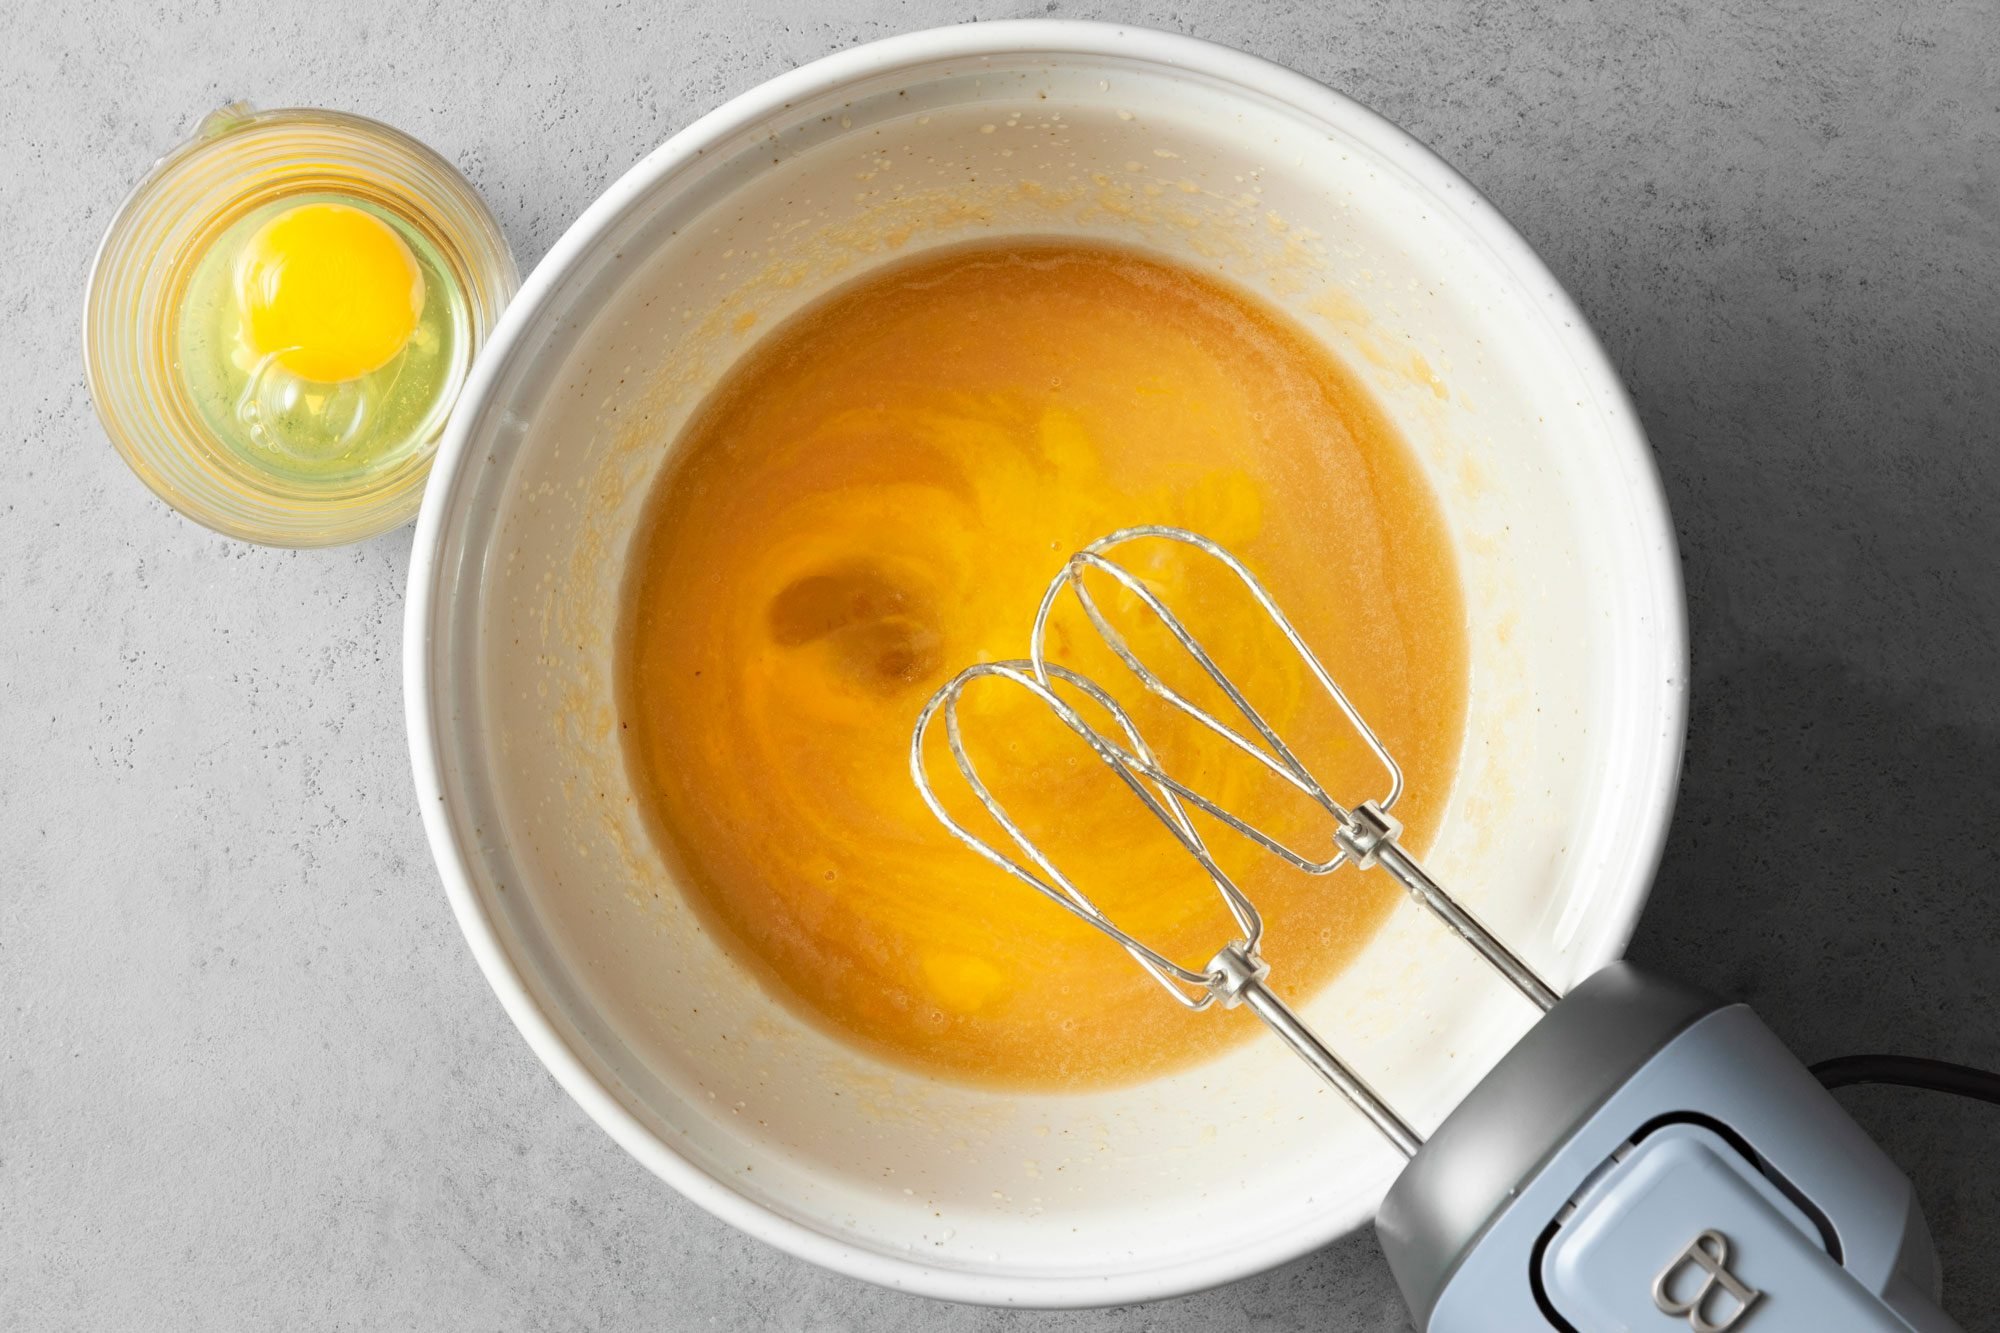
[{"left": 235, "top": 202, "right": 424, "bottom": 383}]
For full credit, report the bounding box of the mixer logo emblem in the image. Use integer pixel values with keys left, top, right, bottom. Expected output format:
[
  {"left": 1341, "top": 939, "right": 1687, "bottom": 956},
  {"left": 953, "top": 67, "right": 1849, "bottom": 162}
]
[{"left": 1652, "top": 1230, "right": 1762, "bottom": 1331}]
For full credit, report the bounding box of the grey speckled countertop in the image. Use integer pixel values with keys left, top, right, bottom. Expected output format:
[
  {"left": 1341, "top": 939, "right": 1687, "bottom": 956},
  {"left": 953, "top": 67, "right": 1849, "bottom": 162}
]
[{"left": 4, "top": 2, "right": 1997, "bottom": 1329}]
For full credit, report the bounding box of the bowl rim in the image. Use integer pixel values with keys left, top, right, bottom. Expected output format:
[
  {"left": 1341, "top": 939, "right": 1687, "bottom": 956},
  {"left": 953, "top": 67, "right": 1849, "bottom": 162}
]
[{"left": 404, "top": 18, "right": 1689, "bottom": 1308}]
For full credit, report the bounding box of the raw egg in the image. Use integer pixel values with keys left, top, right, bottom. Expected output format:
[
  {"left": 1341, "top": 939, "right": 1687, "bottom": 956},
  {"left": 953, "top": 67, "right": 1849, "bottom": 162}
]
[{"left": 173, "top": 192, "right": 470, "bottom": 483}]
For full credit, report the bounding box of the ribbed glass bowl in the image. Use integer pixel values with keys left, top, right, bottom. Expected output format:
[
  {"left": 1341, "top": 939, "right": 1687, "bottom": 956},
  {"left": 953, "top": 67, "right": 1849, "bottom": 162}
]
[{"left": 84, "top": 104, "right": 518, "bottom": 546}]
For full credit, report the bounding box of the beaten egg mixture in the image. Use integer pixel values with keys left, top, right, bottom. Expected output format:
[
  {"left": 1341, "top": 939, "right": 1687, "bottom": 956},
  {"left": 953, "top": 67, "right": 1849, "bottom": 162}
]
[{"left": 619, "top": 241, "right": 1466, "bottom": 1087}]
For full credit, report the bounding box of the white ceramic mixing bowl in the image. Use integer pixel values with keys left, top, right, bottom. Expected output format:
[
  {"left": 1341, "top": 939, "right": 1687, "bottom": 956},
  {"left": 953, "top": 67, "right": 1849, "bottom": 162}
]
[{"left": 405, "top": 21, "right": 1685, "bottom": 1307}]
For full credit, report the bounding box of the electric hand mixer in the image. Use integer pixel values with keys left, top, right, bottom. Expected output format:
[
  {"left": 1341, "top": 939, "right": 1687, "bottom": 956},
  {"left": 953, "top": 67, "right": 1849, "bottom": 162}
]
[{"left": 911, "top": 526, "right": 1963, "bottom": 1333}]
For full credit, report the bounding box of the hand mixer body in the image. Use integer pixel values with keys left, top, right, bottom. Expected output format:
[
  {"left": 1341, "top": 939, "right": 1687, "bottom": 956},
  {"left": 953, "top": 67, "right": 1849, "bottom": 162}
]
[
  {"left": 1381, "top": 961, "right": 1953, "bottom": 1332},
  {"left": 911, "top": 527, "right": 1963, "bottom": 1332}
]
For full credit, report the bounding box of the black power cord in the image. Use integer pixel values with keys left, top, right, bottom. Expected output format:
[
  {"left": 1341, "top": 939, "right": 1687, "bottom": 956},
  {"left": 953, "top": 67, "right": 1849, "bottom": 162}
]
[{"left": 1812, "top": 1054, "right": 2000, "bottom": 1107}]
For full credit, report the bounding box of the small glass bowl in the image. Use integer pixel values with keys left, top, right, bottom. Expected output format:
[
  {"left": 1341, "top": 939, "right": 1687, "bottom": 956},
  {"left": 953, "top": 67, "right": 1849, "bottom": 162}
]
[{"left": 84, "top": 103, "right": 518, "bottom": 547}]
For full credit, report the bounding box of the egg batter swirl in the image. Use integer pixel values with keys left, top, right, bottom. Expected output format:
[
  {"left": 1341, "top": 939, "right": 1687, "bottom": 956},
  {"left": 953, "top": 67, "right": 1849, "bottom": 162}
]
[{"left": 618, "top": 242, "right": 1467, "bottom": 1087}]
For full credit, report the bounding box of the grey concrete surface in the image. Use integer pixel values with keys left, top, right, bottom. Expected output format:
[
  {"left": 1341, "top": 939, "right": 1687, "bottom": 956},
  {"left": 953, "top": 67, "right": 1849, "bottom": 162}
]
[{"left": 4, "top": 1, "right": 1997, "bottom": 1328}]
